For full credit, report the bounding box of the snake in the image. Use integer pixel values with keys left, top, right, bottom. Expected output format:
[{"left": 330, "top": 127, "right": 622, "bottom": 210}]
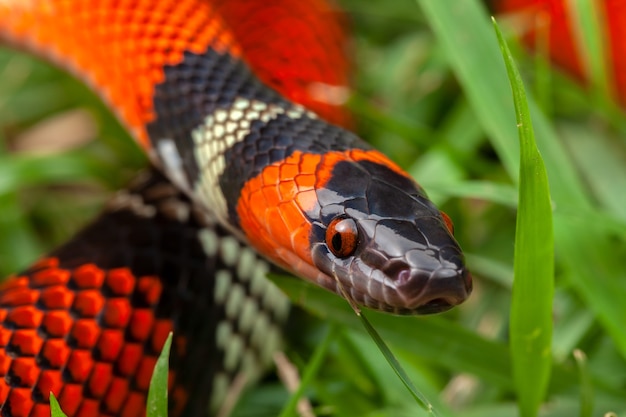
[{"left": 0, "top": 0, "right": 472, "bottom": 416}]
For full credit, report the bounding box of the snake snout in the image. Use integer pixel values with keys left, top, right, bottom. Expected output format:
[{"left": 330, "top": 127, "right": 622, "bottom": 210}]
[
  {"left": 387, "top": 247, "right": 472, "bottom": 314},
  {"left": 412, "top": 266, "right": 472, "bottom": 314}
]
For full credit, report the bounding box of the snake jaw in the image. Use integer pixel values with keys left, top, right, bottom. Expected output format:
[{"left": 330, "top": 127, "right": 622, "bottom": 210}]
[{"left": 311, "top": 239, "right": 472, "bottom": 315}]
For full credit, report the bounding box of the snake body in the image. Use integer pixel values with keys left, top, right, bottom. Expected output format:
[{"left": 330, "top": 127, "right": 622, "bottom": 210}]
[{"left": 0, "top": 1, "right": 472, "bottom": 415}]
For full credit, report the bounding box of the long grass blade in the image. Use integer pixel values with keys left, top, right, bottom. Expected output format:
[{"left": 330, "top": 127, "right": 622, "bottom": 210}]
[
  {"left": 416, "top": 0, "right": 626, "bottom": 363},
  {"left": 494, "top": 18, "right": 555, "bottom": 417},
  {"left": 358, "top": 312, "right": 438, "bottom": 416}
]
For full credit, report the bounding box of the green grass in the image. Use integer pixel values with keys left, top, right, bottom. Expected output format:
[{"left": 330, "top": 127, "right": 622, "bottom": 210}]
[
  {"left": 147, "top": 332, "right": 172, "bottom": 417},
  {"left": 494, "top": 18, "right": 554, "bottom": 417},
  {"left": 49, "top": 393, "right": 68, "bottom": 417},
  {"left": 1, "top": 0, "right": 625, "bottom": 416}
]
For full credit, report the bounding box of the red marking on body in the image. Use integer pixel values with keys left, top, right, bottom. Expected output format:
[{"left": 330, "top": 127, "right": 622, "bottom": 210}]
[
  {"left": 42, "top": 311, "right": 72, "bottom": 336},
  {"left": 0, "top": 329, "right": 10, "bottom": 347},
  {"left": 31, "top": 404, "right": 52, "bottom": 417},
  {"left": 32, "top": 257, "right": 59, "bottom": 270},
  {"left": 41, "top": 340, "right": 70, "bottom": 369},
  {"left": 497, "top": 0, "right": 586, "bottom": 80},
  {"left": 121, "top": 392, "right": 145, "bottom": 417},
  {"left": 0, "top": 288, "right": 38, "bottom": 307},
  {"left": 59, "top": 384, "right": 82, "bottom": 415},
  {"left": 67, "top": 350, "right": 93, "bottom": 382},
  {"left": 89, "top": 363, "right": 113, "bottom": 398},
  {"left": 36, "top": 370, "right": 62, "bottom": 401},
  {"left": 97, "top": 329, "right": 124, "bottom": 362},
  {"left": 73, "top": 290, "right": 105, "bottom": 317},
  {"left": 237, "top": 149, "right": 410, "bottom": 273},
  {"left": 10, "top": 329, "right": 42, "bottom": 356},
  {"left": 0, "top": 0, "right": 241, "bottom": 148},
  {"left": 10, "top": 358, "right": 38, "bottom": 386},
  {"left": 0, "top": 351, "right": 11, "bottom": 374},
  {"left": 605, "top": 0, "right": 626, "bottom": 106},
  {"left": 0, "top": 258, "right": 187, "bottom": 415},
  {"left": 71, "top": 319, "right": 101, "bottom": 349},
  {"left": 40, "top": 285, "right": 74, "bottom": 309},
  {"left": 117, "top": 343, "right": 143, "bottom": 376},
  {"left": 103, "top": 377, "right": 129, "bottom": 413},
  {"left": 103, "top": 299, "right": 132, "bottom": 328},
  {"left": 7, "top": 387, "right": 32, "bottom": 416},
  {"left": 76, "top": 400, "right": 99, "bottom": 417},
  {"left": 7, "top": 306, "right": 43, "bottom": 328},
  {"left": 135, "top": 356, "right": 157, "bottom": 390},
  {"left": 0, "top": 383, "right": 7, "bottom": 404},
  {"left": 129, "top": 309, "right": 155, "bottom": 341},
  {"left": 216, "top": 0, "right": 351, "bottom": 126},
  {"left": 106, "top": 268, "right": 136, "bottom": 295},
  {"left": 151, "top": 319, "right": 173, "bottom": 352},
  {"left": 32, "top": 267, "right": 71, "bottom": 287},
  {"left": 137, "top": 276, "right": 162, "bottom": 305},
  {"left": 497, "top": 0, "right": 626, "bottom": 106},
  {"left": 73, "top": 264, "right": 105, "bottom": 288},
  {"left": 0, "top": 277, "right": 29, "bottom": 292}
]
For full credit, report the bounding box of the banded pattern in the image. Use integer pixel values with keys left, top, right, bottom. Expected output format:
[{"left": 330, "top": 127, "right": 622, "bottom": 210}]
[{"left": 0, "top": 170, "right": 289, "bottom": 417}]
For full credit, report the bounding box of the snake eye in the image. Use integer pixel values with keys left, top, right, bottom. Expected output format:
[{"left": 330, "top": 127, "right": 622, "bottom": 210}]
[
  {"left": 326, "top": 216, "right": 358, "bottom": 258},
  {"left": 440, "top": 211, "right": 455, "bottom": 235}
]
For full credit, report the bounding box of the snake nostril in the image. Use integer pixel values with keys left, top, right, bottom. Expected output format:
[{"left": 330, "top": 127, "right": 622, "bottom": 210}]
[
  {"left": 396, "top": 268, "right": 411, "bottom": 285},
  {"left": 384, "top": 261, "right": 413, "bottom": 285},
  {"left": 416, "top": 267, "right": 471, "bottom": 312}
]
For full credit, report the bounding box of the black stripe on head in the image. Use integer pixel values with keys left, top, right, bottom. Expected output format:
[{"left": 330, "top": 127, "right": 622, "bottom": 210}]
[
  {"left": 148, "top": 49, "right": 288, "bottom": 187},
  {"left": 315, "top": 159, "right": 436, "bottom": 225},
  {"left": 219, "top": 113, "right": 370, "bottom": 225}
]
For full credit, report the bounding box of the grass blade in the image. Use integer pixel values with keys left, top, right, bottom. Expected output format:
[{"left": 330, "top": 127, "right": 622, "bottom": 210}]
[
  {"left": 147, "top": 332, "right": 172, "bottom": 417},
  {"left": 417, "top": 0, "right": 626, "bottom": 364},
  {"left": 49, "top": 393, "right": 68, "bottom": 417},
  {"left": 573, "top": 349, "right": 593, "bottom": 417},
  {"left": 494, "top": 18, "right": 555, "bottom": 417},
  {"left": 358, "top": 312, "right": 438, "bottom": 416},
  {"left": 270, "top": 274, "right": 601, "bottom": 396}
]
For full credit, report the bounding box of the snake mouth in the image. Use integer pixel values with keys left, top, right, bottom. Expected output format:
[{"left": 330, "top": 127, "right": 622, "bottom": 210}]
[
  {"left": 308, "top": 252, "right": 471, "bottom": 315},
  {"left": 313, "top": 269, "right": 470, "bottom": 315},
  {"left": 414, "top": 298, "right": 455, "bottom": 314},
  {"left": 309, "top": 235, "right": 472, "bottom": 315},
  {"left": 402, "top": 266, "right": 473, "bottom": 314}
]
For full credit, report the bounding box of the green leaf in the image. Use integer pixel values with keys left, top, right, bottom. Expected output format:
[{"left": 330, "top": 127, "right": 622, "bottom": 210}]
[
  {"left": 147, "top": 332, "right": 172, "bottom": 417},
  {"left": 49, "top": 393, "right": 68, "bottom": 417},
  {"left": 494, "top": 18, "right": 555, "bottom": 417}
]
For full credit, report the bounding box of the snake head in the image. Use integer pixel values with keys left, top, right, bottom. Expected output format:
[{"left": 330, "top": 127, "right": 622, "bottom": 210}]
[
  {"left": 308, "top": 151, "right": 472, "bottom": 315},
  {"left": 236, "top": 146, "right": 471, "bottom": 315}
]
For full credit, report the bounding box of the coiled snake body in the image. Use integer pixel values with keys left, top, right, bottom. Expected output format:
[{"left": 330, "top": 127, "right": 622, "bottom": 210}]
[{"left": 0, "top": 1, "right": 472, "bottom": 415}]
